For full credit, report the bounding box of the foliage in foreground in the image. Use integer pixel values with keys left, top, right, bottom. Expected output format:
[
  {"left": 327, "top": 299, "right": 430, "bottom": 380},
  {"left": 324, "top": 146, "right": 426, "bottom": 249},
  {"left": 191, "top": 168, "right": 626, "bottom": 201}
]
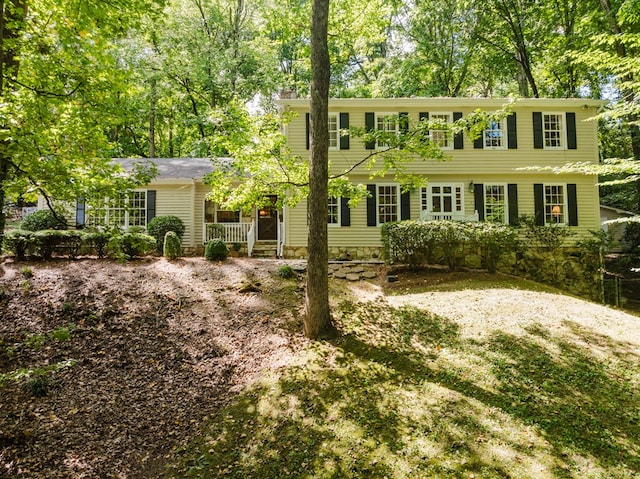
[{"left": 172, "top": 298, "right": 640, "bottom": 479}]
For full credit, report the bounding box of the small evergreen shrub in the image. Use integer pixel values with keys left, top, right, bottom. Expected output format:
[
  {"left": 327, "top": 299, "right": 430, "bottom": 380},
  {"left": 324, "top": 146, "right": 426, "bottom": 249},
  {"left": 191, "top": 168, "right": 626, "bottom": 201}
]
[
  {"left": 205, "top": 239, "right": 228, "bottom": 261},
  {"left": 147, "top": 216, "right": 185, "bottom": 252},
  {"left": 3, "top": 230, "right": 34, "bottom": 260},
  {"left": 163, "top": 231, "right": 182, "bottom": 259},
  {"left": 83, "top": 231, "right": 111, "bottom": 258},
  {"left": 33, "top": 230, "right": 65, "bottom": 259},
  {"left": 278, "top": 265, "right": 295, "bottom": 278},
  {"left": 109, "top": 232, "right": 156, "bottom": 260},
  {"left": 21, "top": 209, "right": 66, "bottom": 231}
]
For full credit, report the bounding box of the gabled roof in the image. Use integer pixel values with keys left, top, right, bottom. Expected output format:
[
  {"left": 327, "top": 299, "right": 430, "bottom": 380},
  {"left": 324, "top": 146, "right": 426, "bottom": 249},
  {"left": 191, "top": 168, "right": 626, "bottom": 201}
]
[{"left": 114, "top": 157, "right": 230, "bottom": 180}]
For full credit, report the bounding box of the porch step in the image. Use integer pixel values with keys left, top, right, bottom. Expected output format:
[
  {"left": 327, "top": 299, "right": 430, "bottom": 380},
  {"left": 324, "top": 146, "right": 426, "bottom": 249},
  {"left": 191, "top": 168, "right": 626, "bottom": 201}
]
[{"left": 251, "top": 243, "right": 278, "bottom": 258}]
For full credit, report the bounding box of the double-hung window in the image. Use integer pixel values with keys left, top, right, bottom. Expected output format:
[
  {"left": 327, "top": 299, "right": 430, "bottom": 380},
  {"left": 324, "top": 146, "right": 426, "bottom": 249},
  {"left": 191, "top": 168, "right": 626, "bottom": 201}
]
[
  {"left": 377, "top": 185, "right": 399, "bottom": 224},
  {"left": 544, "top": 184, "right": 566, "bottom": 224},
  {"left": 88, "top": 191, "right": 147, "bottom": 229},
  {"left": 328, "top": 196, "right": 340, "bottom": 226},
  {"left": 543, "top": 113, "right": 564, "bottom": 149},
  {"left": 484, "top": 120, "right": 506, "bottom": 149},
  {"left": 376, "top": 113, "right": 398, "bottom": 149},
  {"left": 483, "top": 184, "right": 507, "bottom": 223},
  {"left": 328, "top": 113, "right": 339, "bottom": 150},
  {"left": 430, "top": 113, "right": 453, "bottom": 149}
]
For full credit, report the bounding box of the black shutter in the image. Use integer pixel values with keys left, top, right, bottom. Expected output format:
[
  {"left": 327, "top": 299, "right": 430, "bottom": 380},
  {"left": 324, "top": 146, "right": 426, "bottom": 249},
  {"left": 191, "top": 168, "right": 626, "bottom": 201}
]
[
  {"left": 453, "top": 112, "right": 464, "bottom": 149},
  {"left": 508, "top": 184, "right": 519, "bottom": 225},
  {"left": 507, "top": 113, "right": 518, "bottom": 149},
  {"left": 533, "top": 112, "right": 543, "bottom": 149},
  {"left": 419, "top": 112, "right": 429, "bottom": 121},
  {"left": 474, "top": 135, "right": 484, "bottom": 149},
  {"left": 474, "top": 183, "right": 485, "bottom": 221},
  {"left": 76, "top": 198, "right": 86, "bottom": 228},
  {"left": 146, "top": 190, "right": 156, "bottom": 224},
  {"left": 533, "top": 183, "right": 544, "bottom": 225},
  {"left": 566, "top": 112, "right": 577, "bottom": 150},
  {"left": 567, "top": 183, "right": 578, "bottom": 226},
  {"left": 401, "top": 190, "right": 410, "bottom": 220},
  {"left": 305, "top": 113, "right": 310, "bottom": 150},
  {"left": 339, "top": 112, "right": 350, "bottom": 150},
  {"left": 366, "top": 184, "right": 377, "bottom": 226},
  {"left": 399, "top": 112, "right": 409, "bottom": 134},
  {"left": 340, "top": 197, "right": 350, "bottom": 226},
  {"left": 365, "top": 112, "right": 375, "bottom": 150}
]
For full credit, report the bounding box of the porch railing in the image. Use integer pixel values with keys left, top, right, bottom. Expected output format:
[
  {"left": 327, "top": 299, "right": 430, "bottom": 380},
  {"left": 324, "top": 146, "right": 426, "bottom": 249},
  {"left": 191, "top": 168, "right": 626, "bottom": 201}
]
[
  {"left": 204, "top": 222, "right": 252, "bottom": 244},
  {"left": 420, "top": 211, "right": 480, "bottom": 222},
  {"left": 247, "top": 223, "right": 255, "bottom": 257}
]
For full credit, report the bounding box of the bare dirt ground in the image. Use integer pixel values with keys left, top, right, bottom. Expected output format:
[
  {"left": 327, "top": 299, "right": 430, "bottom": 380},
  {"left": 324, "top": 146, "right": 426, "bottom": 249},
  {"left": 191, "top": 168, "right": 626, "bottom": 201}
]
[
  {"left": 0, "top": 257, "right": 307, "bottom": 479},
  {"left": 1, "top": 258, "right": 638, "bottom": 478}
]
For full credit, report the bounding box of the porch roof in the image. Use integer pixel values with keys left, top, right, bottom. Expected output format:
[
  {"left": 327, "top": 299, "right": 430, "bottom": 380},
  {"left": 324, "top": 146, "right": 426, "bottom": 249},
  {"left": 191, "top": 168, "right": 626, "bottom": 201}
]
[{"left": 114, "top": 157, "right": 232, "bottom": 180}]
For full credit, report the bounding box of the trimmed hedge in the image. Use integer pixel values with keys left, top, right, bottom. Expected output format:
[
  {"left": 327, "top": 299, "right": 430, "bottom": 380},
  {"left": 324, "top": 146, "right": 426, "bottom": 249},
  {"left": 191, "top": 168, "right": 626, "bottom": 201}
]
[
  {"left": 163, "top": 231, "right": 182, "bottom": 259},
  {"left": 205, "top": 239, "right": 228, "bottom": 261},
  {"left": 21, "top": 210, "right": 67, "bottom": 231},
  {"left": 2, "top": 229, "right": 156, "bottom": 261},
  {"left": 147, "top": 216, "right": 185, "bottom": 252}
]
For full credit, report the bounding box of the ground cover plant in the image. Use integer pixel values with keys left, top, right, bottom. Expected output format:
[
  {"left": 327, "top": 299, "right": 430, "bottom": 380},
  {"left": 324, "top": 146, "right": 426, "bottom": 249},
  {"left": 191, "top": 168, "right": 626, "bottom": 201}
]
[{"left": 1, "top": 258, "right": 639, "bottom": 478}]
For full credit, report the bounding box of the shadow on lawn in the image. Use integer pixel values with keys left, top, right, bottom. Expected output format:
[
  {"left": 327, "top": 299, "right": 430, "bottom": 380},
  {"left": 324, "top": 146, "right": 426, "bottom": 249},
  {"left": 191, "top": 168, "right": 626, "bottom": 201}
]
[{"left": 173, "top": 301, "right": 640, "bottom": 478}]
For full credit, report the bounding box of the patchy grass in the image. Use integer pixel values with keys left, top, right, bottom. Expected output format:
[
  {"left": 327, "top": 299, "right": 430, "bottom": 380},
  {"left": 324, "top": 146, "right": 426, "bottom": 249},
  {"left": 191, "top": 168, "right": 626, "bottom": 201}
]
[{"left": 170, "top": 291, "right": 640, "bottom": 478}]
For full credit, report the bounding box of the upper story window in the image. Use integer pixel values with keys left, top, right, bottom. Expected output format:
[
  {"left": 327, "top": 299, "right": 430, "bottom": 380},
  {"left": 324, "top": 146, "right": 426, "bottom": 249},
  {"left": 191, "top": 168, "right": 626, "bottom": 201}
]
[
  {"left": 328, "top": 113, "right": 339, "bottom": 150},
  {"left": 543, "top": 113, "right": 564, "bottom": 149},
  {"left": 430, "top": 113, "right": 453, "bottom": 149},
  {"left": 544, "top": 184, "right": 565, "bottom": 224},
  {"left": 484, "top": 120, "right": 506, "bottom": 149},
  {"left": 88, "top": 191, "right": 147, "bottom": 229},
  {"left": 328, "top": 196, "right": 340, "bottom": 225},
  {"left": 376, "top": 113, "right": 398, "bottom": 149}
]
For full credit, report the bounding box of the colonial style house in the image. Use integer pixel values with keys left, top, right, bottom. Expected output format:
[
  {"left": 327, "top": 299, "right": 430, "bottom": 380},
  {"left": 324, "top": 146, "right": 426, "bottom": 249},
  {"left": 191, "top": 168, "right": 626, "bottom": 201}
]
[{"left": 46, "top": 97, "right": 604, "bottom": 258}]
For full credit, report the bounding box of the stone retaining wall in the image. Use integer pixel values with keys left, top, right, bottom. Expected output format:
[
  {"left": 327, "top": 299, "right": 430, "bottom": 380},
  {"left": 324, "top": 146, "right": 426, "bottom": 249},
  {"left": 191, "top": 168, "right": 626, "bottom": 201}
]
[{"left": 328, "top": 261, "right": 383, "bottom": 281}]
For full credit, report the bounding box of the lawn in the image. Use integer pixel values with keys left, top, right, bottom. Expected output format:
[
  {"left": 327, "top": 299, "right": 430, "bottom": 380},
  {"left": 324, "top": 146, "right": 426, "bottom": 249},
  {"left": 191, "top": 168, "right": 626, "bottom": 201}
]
[{"left": 171, "top": 272, "right": 640, "bottom": 479}]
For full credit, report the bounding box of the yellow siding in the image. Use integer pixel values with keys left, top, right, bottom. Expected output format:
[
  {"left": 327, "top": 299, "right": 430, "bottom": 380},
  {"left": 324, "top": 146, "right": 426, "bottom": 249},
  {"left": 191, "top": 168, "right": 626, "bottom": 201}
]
[
  {"left": 282, "top": 98, "right": 603, "bottom": 251},
  {"left": 153, "top": 183, "right": 195, "bottom": 247}
]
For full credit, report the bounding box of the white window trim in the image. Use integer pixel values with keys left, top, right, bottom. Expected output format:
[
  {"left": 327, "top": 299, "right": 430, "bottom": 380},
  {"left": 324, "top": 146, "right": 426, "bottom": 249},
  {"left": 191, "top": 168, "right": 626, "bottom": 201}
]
[
  {"left": 542, "top": 112, "right": 566, "bottom": 150},
  {"left": 430, "top": 112, "right": 454, "bottom": 150},
  {"left": 328, "top": 196, "right": 341, "bottom": 227},
  {"left": 328, "top": 112, "right": 339, "bottom": 151},
  {"left": 88, "top": 189, "right": 147, "bottom": 230},
  {"left": 483, "top": 120, "right": 507, "bottom": 150},
  {"left": 422, "top": 183, "right": 465, "bottom": 214},
  {"left": 377, "top": 183, "right": 400, "bottom": 226},
  {"left": 204, "top": 199, "right": 242, "bottom": 223},
  {"left": 483, "top": 183, "right": 508, "bottom": 223},
  {"left": 375, "top": 112, "right": 399, "bottom": 150},
  {"left": 544, "top": 183, "right": 567, "bottom": 226}
]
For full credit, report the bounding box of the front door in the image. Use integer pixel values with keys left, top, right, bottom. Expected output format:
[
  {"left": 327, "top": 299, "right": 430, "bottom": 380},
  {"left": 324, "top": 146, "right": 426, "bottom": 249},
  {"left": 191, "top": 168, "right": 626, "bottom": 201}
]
[{"left": 258, "top": 195, "right": 278, "bottom": 241}]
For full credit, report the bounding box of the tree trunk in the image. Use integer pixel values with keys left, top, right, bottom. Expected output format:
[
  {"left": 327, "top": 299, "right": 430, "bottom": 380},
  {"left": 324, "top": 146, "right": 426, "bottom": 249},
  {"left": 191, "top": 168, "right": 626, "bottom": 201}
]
[
  {"left": 149, "top": 77, "right": 157, "bottom": 158},
  {"left": 0, "top": 0, "right": 27, "bottom": 241},
  {"left": 304, "top": 0, "right": 336, "bottom": 339}
]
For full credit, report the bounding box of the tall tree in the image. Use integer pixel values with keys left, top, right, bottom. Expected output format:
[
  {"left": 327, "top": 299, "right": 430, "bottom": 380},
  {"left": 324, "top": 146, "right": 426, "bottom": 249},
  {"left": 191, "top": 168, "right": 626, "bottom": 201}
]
[
  {"left": 305, "top": 0, "right": 336, "bottom": 338},
  {"left": 0, "top": 0, "right": 163, "bottom": 238}
]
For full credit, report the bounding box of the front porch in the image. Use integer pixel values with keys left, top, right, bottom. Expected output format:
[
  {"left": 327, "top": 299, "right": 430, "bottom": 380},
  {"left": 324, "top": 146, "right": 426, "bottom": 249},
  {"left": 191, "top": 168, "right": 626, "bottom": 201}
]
[{"left": 203, "top": 221, "right": 285, "bottom": 258}]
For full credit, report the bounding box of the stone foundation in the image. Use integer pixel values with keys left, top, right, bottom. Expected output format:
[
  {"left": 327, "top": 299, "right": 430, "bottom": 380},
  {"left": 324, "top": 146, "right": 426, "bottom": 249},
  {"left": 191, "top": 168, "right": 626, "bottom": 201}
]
[{"left": 283, "top": 246, "right": 383, "bottom": 260}]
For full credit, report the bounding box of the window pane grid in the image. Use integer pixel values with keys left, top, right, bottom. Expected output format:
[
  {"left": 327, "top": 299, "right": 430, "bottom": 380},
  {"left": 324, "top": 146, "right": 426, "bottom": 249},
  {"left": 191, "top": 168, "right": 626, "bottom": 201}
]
[
  {"left": 378, "top": 186, "right": 398, "bottom": 224},
  {"left": 430, "top": 114, "right": 451, "bottom": 149},
  {"left": 429, "top": 184, "right": 462, "bottom": 213},
  {"left": 484, "top": 184, "right": 506, "bottom": 223},
  {"left": 545, "top": 185, "right": 565, "bottom": 224},
  {"left": 484, "top": 120, "right": 504, "bottom": 148},
  {"left": 328, "top": 196, "right": 339, "bottom": 225},
  {"left": 543, "top": 114, "right": 563, "bottom": 148},
  {"left": 328, "top": 114, "right": 338, "bottom": 149},
  {"left": 376, "top": 114, "right": 397, "bottom": 148}
]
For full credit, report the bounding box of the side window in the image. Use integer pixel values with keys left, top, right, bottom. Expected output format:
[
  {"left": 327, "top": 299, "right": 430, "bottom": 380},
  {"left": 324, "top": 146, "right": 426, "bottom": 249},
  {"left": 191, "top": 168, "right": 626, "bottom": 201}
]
[
  {"left": 544, "top": 184, "right": 565, "bottom": 224},
  {"left": 484, "top": 184, "right": 507, "bottom": 223},
  {"left": 376, "top": 113, "right": 398, "bottom": 149},
  {"left": 430, "top": 113, "right": 453, "bottom": 149},
  {"left": 377, "top": 185, "right": 399, "bottom": 224},
  {"left": 328, "top": 196, "right": 340, "bottom": 225}
]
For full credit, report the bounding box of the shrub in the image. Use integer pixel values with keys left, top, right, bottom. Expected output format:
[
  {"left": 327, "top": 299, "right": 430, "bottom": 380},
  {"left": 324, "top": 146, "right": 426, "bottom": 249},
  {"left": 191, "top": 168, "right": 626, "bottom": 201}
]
[
  {"left": 206, "top": 223, "right": 225, "bottom": 240},
  {"left": 83, "top": 231, "right": 111, "bottom": 258},
  {"left": 3, "top": 230, "right": 34, "bottom": 260},
  {"left": 33, "top": 230, "right": 65, "bottom": 259},
  {"left": 278, "top": 265, "right": 295, "bottom": 278},
  {"left": 163, "top": 231, "right": 182, "bottom": 259},
  {"left": 205, "top": 239, "right": 228, "bottom": 261},
  {"left": 21, "top": 209, "right": 66, "bottom": 231},
  {"left": 147, "top": 216, "right": 185, "bottom": 252},
  {"left": 109, "top": 232, "right": 156, "bottom": 260}
]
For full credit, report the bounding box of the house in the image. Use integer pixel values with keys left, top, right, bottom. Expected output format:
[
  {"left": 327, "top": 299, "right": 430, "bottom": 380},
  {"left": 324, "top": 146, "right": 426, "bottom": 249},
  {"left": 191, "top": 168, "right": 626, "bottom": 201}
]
[
  {"left": 48, "top": 97, "right": 604, "bottom": 258},
  {"left": 600, "top": 204, "right": 636, "bottom": 251},
  {"left": 278, "top": 97, "right": 605, "bottom": 258}
]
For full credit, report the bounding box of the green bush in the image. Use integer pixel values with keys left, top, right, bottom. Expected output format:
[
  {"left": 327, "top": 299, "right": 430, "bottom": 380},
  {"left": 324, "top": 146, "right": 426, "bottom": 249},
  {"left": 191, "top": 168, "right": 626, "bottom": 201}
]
[
  {"left": 33, "top": 230, "right": 65, "bottom": 259},
  {"left": 277, "top": 265, "right": 295, "bottom": 278},
  {"left": 147, "top": 216, "right": 185, "bottom": 252},
  {"left": 205, "top": 239, "right": 228, "bottom": 261},
  {"left": 3, "top": 230, "right": 34, "bottom": 260},
  {"left": 163, "top": 231, "right": 182, "bottom": 259},
  {"left": 109, "top": 232, "right": 156, "bottom": 260},
  {"left": 21, "top": 209, "right": 66, "bottom": 231},
  {"left": 83, "top": 231, "right": 111, "bottom": 258}
]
